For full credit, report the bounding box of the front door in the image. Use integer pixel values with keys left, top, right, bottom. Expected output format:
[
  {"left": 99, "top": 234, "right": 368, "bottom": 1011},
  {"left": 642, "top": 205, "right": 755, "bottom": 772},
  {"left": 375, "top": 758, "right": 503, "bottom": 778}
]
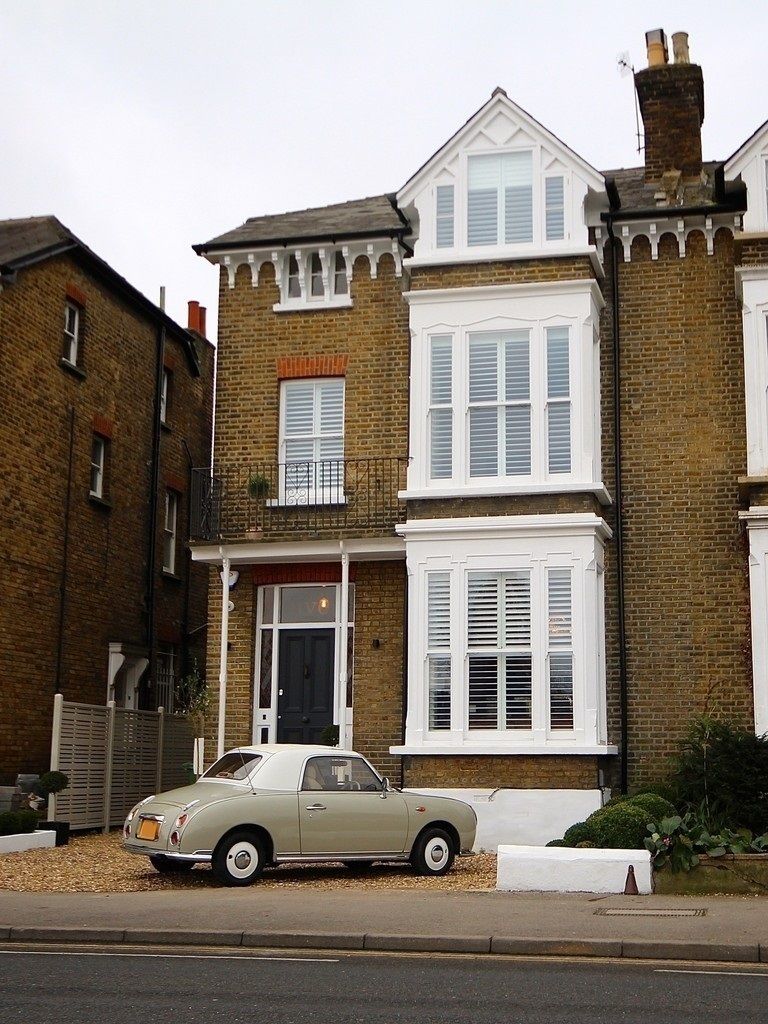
[{"left": 277, "top": 629, "right": 334, "bottom": 743}]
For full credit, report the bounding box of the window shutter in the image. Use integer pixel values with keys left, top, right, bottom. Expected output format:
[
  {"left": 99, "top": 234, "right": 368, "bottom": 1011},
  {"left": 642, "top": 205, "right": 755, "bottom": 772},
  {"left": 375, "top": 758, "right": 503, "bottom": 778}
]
[
  {"left": 546, "top": 327, "right": 571, "bottom": 474},
  {"left": 504, "top": 571, "right": 532, "bottom": 729},
  {"left": 503, "top": 152, "right": 533, "bottom": 244},
  {"left": 436, "top": 185, "right": 454, "bottom": 248},
  {"left": 284, "top": 381, "right": 315, "bottom": 467},
  {"left": 427, "top": 573, "right": 451, "bottom": 730},
  {"left": 468, "top": 573, "right": 500, "bottom": 729},
  {"left": 468, "top": 574, "right": 499, "bottom": 647},
  {"left": 469, "top": 338, "right": 499, "bottom": 477},
  {"left": 468, "top": 155, "right": 500, "bottom": 246},
  {"left": 429, "top": 336, "right": 453, "bottom": 479},
  {"left": 548, "top": 568, "right": 574, "bottom": 729},
  {"left": 545, "top": 176, "right": 565, "bottom": 240},
  {"left": 317, "top": 380, "right": 344, "bottom": 491},
  {"left": 504, "top": 333, "right": 531, "bottom": 475}
]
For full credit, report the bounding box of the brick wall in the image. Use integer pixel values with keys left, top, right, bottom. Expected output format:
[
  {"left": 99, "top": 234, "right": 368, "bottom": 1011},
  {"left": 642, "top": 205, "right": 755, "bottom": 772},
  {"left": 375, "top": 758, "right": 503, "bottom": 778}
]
[
  {"left": 405, "top": 755, "right": 599, "bottom": 789},
  {"left": 0, "top": 253, "right": 213, "bottom": 778}
]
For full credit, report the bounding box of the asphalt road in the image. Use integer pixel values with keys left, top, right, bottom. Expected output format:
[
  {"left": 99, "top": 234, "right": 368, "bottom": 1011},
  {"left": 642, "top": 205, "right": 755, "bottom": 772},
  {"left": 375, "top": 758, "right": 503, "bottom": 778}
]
[{"left": 2, "top": 948, "right": 768, "bottom": 1023}]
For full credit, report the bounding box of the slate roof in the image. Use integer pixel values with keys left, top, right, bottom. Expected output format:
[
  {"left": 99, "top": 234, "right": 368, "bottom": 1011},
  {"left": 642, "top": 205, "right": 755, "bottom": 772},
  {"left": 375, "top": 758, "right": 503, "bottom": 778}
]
[
  {"left": 0, "top": 216, "right": 201, "bottom": 370},
  {"left": 601, "top": 161, "right": 730, "bottom": 213},
  {"left": 194, "top": 194, "right": 408, "bottom": 253}
]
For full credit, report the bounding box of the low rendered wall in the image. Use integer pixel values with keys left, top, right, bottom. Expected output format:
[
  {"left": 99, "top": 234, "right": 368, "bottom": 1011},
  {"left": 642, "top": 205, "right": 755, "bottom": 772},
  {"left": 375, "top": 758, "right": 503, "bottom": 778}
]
[
  {"left": 0, "top": 830, "right": 56, "bottom": 855},
  {"left": 497, "top": 844, "right": 652, "bottom": 894},
  {"left": 405, "top": 787, "right": 603, "bottom": 850}
]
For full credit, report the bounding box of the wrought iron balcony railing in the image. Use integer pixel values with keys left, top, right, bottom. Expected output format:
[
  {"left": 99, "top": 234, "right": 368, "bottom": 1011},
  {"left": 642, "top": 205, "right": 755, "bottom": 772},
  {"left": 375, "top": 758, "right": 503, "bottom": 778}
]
[{"left": 190, "top": 458, "right": 409, "bottom": 541}]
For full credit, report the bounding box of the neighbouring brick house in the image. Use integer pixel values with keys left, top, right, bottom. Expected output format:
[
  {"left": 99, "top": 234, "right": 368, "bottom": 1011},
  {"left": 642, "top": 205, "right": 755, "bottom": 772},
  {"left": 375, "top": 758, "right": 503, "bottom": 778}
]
[
  {"left": 190, "top": 29, "right": 768, "bottom": 843},
  {"left": 0, "top": 217, "right": 214, "bottom": 779}
]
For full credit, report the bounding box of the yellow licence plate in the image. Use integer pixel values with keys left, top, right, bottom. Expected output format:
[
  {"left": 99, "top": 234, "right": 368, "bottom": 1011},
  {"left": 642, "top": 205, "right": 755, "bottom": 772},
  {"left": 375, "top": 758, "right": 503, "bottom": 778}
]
[{"left": 137, "top": 818, "right": 160, "bottom": 841}]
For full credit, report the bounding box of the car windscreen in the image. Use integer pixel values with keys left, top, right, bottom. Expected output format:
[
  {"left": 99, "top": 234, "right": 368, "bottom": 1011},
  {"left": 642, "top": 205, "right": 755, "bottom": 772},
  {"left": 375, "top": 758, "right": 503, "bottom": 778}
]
[{"left": 202, "top": 751, "right": 262, "bottom": 781}]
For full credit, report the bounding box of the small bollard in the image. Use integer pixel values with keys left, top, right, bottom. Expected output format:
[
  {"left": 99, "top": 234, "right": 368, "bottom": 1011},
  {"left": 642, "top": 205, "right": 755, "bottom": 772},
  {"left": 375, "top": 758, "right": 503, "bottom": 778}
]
[{"left": 623, "top": 864, "right": 639, "bottom": 895}]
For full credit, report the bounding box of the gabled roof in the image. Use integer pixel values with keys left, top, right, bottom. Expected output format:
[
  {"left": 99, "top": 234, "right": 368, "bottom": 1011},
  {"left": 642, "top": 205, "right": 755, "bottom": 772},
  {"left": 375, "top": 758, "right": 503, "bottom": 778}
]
[
  {"left": 725, "top": 117, "right": 768, "bottom": 173},
  {"left": 398, "top": 88, "right": 604, "bottom": 204},
  {"left": 194, "top": 194, "right": 409, "bottom": 254},
  {"left": 0, "top": 216, "right": 201, "bottom": 374}
]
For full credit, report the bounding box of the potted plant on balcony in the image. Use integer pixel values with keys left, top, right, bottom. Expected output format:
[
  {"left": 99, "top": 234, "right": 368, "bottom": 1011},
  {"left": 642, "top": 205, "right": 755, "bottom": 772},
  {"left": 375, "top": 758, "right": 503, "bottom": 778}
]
[{"left": 245, "top": 473, "right": 271, "bottom": 539}]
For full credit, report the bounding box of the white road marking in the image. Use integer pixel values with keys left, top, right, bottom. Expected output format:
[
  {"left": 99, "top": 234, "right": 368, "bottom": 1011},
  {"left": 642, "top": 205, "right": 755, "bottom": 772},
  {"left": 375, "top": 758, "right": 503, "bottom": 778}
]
[
  {"left": 0, "top": 949, "right": 337, "bottom": 963},
  {"left": 656, "top": 969, "right": 768, "bottom": 977}
]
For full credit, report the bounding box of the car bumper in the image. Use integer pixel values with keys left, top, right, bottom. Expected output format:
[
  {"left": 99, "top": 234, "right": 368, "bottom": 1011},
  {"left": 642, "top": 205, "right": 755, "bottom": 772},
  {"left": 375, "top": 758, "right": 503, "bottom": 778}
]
[{"left": 123, "top": 842, "right": 212, "bottom": 863}]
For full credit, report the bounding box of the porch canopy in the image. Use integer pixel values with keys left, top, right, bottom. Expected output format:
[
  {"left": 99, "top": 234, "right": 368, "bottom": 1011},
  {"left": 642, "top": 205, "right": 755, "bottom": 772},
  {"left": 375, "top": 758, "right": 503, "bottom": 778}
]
[{"left": 191, "top": 537, "right": 405, "bottom": 758}]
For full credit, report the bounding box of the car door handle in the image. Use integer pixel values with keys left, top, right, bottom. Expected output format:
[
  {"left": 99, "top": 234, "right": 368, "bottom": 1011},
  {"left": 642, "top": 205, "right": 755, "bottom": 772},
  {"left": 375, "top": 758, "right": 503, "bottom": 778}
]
[{"left": 305, "top": 803, "right": 326, "bottom": 811}]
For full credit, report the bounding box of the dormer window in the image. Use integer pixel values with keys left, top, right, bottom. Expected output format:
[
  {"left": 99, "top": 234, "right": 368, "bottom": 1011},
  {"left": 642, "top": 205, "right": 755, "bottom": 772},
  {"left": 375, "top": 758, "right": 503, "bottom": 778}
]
[
  {"left": 467, "top": 152, "right": 533, "bottom": 246},
  {"left": 287, "top": 255, "right": 301, "bottom": 298},
  {"left": 436, "top": 185, "right": 454, "bottom": 247},
  {"left": 310, "top": 253, "right": 324, "bottom": 297},
  {"left": 545, "top": 176, "right": 565, "bottom": 241},
  {"left": 334, "top": 251, "right": 348, "bottom": 295}
]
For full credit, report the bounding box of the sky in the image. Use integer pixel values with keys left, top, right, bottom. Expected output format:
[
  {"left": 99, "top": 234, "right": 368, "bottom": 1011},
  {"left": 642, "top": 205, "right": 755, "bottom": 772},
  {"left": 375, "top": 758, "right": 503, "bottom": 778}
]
[{"left": 2, "top": 1, "right": 766, "bottom": 339}]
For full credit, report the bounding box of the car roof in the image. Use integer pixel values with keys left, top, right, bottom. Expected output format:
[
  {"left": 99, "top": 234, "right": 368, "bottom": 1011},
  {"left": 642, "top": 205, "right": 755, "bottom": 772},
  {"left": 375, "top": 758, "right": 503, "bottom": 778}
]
[{"left": 229, "top": 744, "right": 356, "bottom": 757}]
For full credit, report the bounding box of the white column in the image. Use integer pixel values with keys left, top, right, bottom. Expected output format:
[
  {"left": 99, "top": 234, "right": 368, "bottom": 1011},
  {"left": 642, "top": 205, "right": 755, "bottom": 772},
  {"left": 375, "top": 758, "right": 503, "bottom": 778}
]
[
  {"left": 338, "top": 542, "right": 350, "bottom": 747},
  {"left": 217, "top": 555, "right": 231, "bottom": 759},
  {"left": 742, "top": 509, "right": 768, "bottom": 735}
]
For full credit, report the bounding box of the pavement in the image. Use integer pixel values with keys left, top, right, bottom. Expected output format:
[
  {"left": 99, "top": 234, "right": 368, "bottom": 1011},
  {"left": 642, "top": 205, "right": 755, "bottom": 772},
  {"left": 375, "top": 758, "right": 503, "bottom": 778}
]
[{"left": 1, "top": 886, "right": 767, "bottom": 962}]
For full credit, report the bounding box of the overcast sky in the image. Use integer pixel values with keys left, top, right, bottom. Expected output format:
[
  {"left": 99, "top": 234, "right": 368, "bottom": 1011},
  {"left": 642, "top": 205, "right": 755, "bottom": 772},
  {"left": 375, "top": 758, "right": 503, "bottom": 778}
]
[{"left": 2, "top": 1, "right": 766, "bottom": 338}]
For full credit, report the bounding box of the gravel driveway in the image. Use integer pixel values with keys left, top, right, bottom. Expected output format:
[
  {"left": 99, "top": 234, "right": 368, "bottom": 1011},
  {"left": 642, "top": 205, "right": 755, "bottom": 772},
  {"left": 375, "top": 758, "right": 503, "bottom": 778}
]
[{"left": 0, "top": 833, "right": 496, "bottom": 893}]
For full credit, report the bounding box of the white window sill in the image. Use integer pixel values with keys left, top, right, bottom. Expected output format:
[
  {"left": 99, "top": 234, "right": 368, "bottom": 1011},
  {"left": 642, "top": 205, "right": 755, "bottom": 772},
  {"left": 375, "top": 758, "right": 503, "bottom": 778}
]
[
  {"left": 273, "top": 296, "right": 353, "bottom": 313},
  {"left": 400, "top": 481, "right": 612, "bottom": 506},
  {"left": 266, "top": 494, "right": 347, "bottom": 508},
  {"left": 404, "top": 244, "right": 600, "bottom": 269},
  {"left": 390, "top": 743, "right": 618, "bottom": 756}
]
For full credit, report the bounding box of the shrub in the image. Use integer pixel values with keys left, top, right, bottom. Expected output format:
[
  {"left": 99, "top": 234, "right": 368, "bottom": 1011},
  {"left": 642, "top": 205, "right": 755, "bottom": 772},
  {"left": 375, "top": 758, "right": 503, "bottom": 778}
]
[
  {"left": 627, "top": 793, "right": 677, "bottom": 822},
  {"left": 562, "top": 821, "right": 595, "bottom": 847},
  {"left": 545, "top": 839, "right": 566, "bottom": 847},
  {"left": 0, "top": 810, "right": 39, "bottom": 836},
  {"left": 588, "top": 803, "right": 650, "bottom": 849},
  {"left": 633, "top": 781, "right": 678, "bottom": 805},
  {"left": 673, "top": 717, "right": 768, "bottom": 834},
  {"left": 33, "top": 771, "right": 68, "bottom": 798}
]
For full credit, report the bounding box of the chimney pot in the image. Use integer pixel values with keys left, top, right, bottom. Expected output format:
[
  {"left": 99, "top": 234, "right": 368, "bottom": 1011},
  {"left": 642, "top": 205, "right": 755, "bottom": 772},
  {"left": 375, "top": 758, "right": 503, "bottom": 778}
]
[
  {"left": 199, "top": 306, "right": 207, "bottom": 339},
  {"left": 187, "top": 300, "right": 200, "bottom": 334},
  {"left": 672, "top": 31, "right": 690, "bottom": 64},
  {"left": 645, "top": 28, "right": 668, "bottom": 67}
]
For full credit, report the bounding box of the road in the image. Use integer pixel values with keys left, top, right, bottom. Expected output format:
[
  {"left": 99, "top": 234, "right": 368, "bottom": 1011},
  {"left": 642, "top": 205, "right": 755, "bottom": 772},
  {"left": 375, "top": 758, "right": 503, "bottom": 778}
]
[{"left": 1, "top": 947, "right": 768, "bottom": 1023}]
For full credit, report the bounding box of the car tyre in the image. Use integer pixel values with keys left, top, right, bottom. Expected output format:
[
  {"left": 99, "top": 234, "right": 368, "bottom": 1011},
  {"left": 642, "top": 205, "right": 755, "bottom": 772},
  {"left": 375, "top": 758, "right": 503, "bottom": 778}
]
[
  {"left": 212, "top": 831, "right": 267, "bottom": 887},
  {"left": 149, "top": 854, "right": 195, "bottom": 874},
  {"left": 410, "top": 827, "right": 455, "bottom": 876}
]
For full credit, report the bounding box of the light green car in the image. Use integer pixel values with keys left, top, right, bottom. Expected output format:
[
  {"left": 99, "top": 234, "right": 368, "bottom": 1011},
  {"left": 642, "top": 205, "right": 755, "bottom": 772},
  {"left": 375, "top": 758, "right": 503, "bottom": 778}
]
[{"left": 123, "top": 744, "right": 477, "bottom": 886}]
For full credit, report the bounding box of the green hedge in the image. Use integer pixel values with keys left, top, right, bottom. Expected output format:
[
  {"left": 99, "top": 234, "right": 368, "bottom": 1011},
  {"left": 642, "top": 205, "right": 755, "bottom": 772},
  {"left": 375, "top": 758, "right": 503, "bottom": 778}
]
[
  {"left": 0, "top": 810, "right": 39, "bottom": 837},
  {"left": 554, "top": 793, "right": 679, "bottom": 850}
]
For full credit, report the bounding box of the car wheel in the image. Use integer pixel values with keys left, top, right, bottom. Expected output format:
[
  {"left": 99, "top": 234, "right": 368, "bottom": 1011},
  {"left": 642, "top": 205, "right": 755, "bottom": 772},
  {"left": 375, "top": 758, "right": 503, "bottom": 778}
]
[
  {"left": 212, "top": 831, "right": 266, "bottom": 887},
  {"left": 410, "top": 827, "right": 455, "bottom": 876},
  {"left": 342, "top": 860, "right": 376, "bottom": 872},
  {"left": 149, "top": 854, "right": 195, "bottom": 874}
]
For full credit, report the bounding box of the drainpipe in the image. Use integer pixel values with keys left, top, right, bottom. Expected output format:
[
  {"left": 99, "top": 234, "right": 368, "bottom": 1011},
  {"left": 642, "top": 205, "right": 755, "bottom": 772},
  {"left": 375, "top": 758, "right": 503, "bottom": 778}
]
[
  {"left": 606, "top": 215, "right": 629, "bottom": 794},
  {"left": 54, "top": 406, "right": 76, "bottom": 694},
  {"left": 145, "top": 315, "right": 166, "bottom": 707},
  {"left": 181, "top": 438, "right": 194, "bottom": 681}
]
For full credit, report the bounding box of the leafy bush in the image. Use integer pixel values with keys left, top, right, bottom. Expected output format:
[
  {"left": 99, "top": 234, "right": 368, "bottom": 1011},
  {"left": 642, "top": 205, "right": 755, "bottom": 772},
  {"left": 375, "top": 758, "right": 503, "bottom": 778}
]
[
  {"left": 632, "top": 781, "right": 678, "bottom": 805},
  {"left": 588, "top": 803, "right": 650, "bottom": 849},
  {"left": 644, "top": 812, "right": 768, "bottom": 872},
  {"left": 627, "top": 793, "right": 677, "bottom": 822},
  {"left": 33, "top": 771, "right": 68, "bottom": 798},
  {"left": 545, "top": 839, "right": 566, "bottom": 847},
  {"left": 562, "top": 821, "right": 594, "bottom": 846},
  {"left": 672, "top": 717, "right": 768, "bottom": 834},
  {"left": 0, "top": 810, "right": 39, "bottom": 836}
]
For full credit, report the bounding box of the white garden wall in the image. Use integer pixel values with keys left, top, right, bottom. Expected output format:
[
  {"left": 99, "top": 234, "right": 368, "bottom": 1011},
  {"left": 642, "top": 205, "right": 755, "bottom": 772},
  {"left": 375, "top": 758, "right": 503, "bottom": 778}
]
[
  {"left": 0, "top": 830, "right": 56, "bottom": 855},
  {"left": 497, "top": 844, "right": 652, "bottom": 894},
  {"left": 406, "top": 787, "right": 603, "bottom": 850}
]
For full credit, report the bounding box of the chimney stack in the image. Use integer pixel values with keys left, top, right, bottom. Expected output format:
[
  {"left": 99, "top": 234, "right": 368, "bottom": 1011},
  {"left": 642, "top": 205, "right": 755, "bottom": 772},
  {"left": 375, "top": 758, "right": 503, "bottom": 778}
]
[
  {"left": 634, "top": 28, "right": 704, "bottom": 183},
  {"left": 187, "top": 299, "right": 207, "bottom": 338}
]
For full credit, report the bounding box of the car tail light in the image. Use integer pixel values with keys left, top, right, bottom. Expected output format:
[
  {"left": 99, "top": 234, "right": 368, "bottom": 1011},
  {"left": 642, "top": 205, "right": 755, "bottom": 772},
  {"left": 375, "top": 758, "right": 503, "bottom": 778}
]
[{"left": 170, "top": 830, "right": 180, "bottom": 846}]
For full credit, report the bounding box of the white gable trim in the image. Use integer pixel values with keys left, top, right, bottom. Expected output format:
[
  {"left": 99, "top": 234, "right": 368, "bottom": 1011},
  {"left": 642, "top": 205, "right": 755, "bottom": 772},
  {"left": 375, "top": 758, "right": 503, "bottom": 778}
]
[
  {"left": 398, "top": 91, "right": 604, "bottom": 206},
  {"left": 725, "top": 118, "right": 768, "bottom": 177}
]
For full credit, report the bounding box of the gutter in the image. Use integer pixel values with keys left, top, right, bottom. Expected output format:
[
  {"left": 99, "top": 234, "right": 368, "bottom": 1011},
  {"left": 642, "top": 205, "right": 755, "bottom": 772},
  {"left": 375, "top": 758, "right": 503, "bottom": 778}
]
[
  {"left": 54, "top": 406, "right": 76, "bottom": 695},
  {"left": 194, "top": 227, "right": 414, "bottom": 257},
  {"left": 605, "top": 214, "right": 629, "bottom": 795}
]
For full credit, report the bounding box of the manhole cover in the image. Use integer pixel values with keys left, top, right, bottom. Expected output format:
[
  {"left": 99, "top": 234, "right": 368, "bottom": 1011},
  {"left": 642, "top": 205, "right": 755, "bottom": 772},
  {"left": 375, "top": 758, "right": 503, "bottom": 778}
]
[{"left": 594, "top": 908, "right": 707, "bottom": 918}]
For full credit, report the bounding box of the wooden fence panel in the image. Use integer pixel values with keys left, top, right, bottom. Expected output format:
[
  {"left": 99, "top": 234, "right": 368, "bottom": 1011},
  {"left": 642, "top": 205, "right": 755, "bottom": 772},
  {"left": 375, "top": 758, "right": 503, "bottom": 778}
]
[
  {"left": 50, "top": 700, "right": 109, "bottom": 829},
  {"left": 109, "top": 709, "right": 160, "bottom": 827},
  {"left": 161, "top": 715, "right": 197, "bottom": 791}
]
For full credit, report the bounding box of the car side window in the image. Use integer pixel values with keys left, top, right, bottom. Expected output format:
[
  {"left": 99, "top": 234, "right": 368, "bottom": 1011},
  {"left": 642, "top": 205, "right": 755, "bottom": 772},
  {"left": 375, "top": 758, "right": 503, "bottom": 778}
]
[{"left": 301, "top": 756, "right": 381, "bottom": 792}]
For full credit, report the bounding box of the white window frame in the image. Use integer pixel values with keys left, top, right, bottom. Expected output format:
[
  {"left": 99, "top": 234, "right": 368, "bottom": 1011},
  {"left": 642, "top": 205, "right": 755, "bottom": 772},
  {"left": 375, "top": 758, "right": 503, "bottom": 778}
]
[
  {"left": 393, "top": 514, "right": 613, "bottom": 756},
  {"left": 736, "top": 267, "right": 768, "bottom": 476},
  {"left": 467, "top": 151, "right": 534, "bottom": 248},
  {"left": 163, "top": 490, "right": 178, "bottom": 574},
  {"left": 278, "top": 377, "right": 345, "bottom": 506},
  {"left": 403, "top": 281, "right": 606, "bottom": 501},
  {"left": 742, "top": 508, "right": 768, "bottom": 735},
  {"left": 90, "top": 435, "right": 106, "bottom": 498},
  {"left": 160, "top": 367, "right": 171, "bottom": 425},
  {"left": 277, "top": 247, "right": 353, "bottom": 311},
  {"left": 63, "top": 301, "right": 80, "bottom": 366}
]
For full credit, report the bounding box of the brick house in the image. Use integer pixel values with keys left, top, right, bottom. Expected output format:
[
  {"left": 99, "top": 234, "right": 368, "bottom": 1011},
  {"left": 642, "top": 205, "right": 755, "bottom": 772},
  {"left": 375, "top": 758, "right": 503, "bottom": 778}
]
[
  {"left": 190, "top": 30, "right": 767, "bottom": 843},
  {"left": 0, "top": 217, "right": 214, "bottom": 779}
]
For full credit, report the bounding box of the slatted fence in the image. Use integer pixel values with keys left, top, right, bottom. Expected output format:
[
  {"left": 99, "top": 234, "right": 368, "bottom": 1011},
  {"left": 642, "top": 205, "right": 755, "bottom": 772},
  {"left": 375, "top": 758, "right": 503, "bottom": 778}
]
[{"left": 49, "top": 695, "right": 198, "bottom": 831}]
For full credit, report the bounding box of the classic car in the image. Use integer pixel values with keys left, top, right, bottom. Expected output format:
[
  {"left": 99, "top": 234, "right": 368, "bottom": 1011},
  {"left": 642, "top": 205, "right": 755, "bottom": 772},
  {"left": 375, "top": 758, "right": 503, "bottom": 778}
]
[{"left": 122, "top": 744, "right": 477, "bottom": 886}]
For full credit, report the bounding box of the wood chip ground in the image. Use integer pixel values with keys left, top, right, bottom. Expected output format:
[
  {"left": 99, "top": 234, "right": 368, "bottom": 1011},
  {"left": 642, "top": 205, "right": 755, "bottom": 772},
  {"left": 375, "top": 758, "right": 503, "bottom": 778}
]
[{"left": 0, "top": 833, "right": 496, "bottom": 893}]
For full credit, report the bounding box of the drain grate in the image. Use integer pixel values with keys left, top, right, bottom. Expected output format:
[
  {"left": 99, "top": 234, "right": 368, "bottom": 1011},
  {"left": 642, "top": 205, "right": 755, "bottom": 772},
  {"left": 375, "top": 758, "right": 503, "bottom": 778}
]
[{"left": 594, "top": 907, "right": 707, "bottom": 918}]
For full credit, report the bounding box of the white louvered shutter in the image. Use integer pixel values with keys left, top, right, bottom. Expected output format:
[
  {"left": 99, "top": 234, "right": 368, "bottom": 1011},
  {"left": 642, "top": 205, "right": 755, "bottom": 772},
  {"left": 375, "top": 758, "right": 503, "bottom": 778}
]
[
  {"left": 467, "top": 574, "right": 500, "bottom": 729},
  {"left": 317, "top": 379, "right": 344, "bottom": 493},
  {"left": 503, "top": 152, "right": 533, "bottom": 244},
  {"left": 429, "top": 336, "right": 453, "bottom": 479},
  {"left": 427, "top": 573, "right": 451, "bottom": 730},
  {"left": 548, "top": 568, "right": 574, "bottom": 729},
  {"left": 283, "top": 379, "right": 344, "bottom": 495},
  {"left": 469, "top": 337, "right": 499, "bottom": 477},
  {"left": 546, "top": 327, "right": 571, "bottom": 474},
  {"left": 468, "top": 155, "right": 500, "bottom": 246},
  {"left": 284, "top": 381, "right": 315, "bottom": 490},
  {"left": 504, "top": 332, "right": 531, "bottom": 475},
  {"left": 504, "top": 572, "right": 532, "bottom": 729},
  {"left": 436, "top": 185, "right": 454, "bottom": 248},
  {"left": 545, "top": 176, "right": 565, "bottom": 240}
]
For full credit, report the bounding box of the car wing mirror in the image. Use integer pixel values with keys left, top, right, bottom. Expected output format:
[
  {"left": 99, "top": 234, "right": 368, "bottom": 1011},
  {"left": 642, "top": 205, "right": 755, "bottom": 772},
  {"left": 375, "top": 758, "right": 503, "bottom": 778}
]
[{"left": 380, "top": 776, "right": 390, "bottom": 798}]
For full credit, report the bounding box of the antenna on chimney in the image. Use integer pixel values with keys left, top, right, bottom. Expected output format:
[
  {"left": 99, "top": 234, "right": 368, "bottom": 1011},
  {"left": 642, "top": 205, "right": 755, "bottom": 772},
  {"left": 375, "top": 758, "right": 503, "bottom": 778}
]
[{"left": 617, "top": 50, "right": 644, "bottom": 155}]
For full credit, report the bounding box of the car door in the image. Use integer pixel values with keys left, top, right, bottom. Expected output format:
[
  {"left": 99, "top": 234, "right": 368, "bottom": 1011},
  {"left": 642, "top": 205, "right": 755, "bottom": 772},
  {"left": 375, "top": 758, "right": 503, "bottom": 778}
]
[{"left": 298, "top": 755, "right": 408, "bottom": 855}]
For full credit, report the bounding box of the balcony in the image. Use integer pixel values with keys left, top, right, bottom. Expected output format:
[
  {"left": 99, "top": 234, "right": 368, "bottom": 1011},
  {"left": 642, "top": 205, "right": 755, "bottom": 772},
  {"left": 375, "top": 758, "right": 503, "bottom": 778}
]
[{"left": 190, "top": 458, "right": 408, "bottom": 542}]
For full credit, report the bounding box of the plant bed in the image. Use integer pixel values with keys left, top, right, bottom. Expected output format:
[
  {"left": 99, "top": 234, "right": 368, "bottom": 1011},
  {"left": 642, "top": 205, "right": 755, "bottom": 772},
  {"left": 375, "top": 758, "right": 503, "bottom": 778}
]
[{"left": 654, "top": 853, "right": 768, "bottom": 895}]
